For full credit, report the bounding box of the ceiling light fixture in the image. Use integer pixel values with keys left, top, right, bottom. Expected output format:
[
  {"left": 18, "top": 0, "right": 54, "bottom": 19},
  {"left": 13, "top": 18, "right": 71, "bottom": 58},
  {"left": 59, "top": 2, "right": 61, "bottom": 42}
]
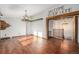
[{"left": 22, "top": 10, "right": 30, "bottom": 22}]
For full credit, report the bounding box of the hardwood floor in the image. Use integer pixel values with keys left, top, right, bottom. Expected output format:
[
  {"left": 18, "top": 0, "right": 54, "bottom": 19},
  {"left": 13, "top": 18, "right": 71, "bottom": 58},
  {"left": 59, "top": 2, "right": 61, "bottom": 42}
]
[{"left": 0, "top": 36, "right": 79, "bottom": 54}]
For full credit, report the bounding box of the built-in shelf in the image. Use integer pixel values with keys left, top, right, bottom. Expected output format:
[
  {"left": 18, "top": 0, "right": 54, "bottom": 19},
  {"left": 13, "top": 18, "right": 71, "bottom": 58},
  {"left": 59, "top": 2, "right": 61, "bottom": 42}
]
[{"left": 46, "top": 10, "right": 79, "bottom": 20}]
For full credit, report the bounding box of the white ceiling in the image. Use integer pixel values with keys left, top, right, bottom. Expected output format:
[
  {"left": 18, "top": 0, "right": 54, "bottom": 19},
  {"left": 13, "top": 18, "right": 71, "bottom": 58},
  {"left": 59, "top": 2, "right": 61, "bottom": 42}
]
[{"left": 0, "top": 4, "right": 56, "bottom": 18}]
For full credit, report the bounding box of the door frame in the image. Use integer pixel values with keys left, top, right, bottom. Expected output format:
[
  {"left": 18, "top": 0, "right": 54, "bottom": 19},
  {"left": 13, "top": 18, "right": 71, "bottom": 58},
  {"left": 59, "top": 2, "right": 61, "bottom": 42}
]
[{"left": 46, "top": 16, "right": 78, "bottom": 44}]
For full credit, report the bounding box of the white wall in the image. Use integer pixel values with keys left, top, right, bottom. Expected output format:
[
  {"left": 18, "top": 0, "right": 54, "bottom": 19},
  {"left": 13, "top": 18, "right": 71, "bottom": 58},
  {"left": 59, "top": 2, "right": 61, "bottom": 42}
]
[
  {"left": 64, "top": 18, "right": 74, "bottom": 40},
  {"left": 27, "top": 22, "right": 32, "bottom": 35},
  {"left": 49, "top": 20, "right": 53, "bottom": 37},
  {"left": 30, "top": 10, "right": 48, "bottom": 38},
  {"left": 31, "top": 20, "right": 44, "bottom": 37},
  {"left": 0, "top": 17, "right": 26, "bottom": 38}
]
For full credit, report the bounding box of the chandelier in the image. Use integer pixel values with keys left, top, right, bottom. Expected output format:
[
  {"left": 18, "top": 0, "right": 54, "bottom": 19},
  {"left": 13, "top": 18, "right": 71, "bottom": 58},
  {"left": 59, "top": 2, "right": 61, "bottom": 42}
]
[{"left": 22, "top": 10, "right": 30, "bottom": 22}]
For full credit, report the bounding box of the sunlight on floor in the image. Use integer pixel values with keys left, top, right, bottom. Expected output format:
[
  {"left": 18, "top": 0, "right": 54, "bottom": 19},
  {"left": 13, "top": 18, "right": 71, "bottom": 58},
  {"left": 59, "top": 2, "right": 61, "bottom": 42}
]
[
  {"left": 61, "top": 40, "right": 69, "bottom": 50},
  {"left": 17, "top": 36, "right": 33, "bottom": 46}
]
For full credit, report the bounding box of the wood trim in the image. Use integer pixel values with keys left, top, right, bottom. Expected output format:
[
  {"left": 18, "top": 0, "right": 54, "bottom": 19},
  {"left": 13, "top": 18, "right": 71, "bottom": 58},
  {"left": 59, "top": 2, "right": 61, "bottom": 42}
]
[
  {"left": 73, "top": 16, "right": 78, "bottom": 44},
  {"left": 46, "top": 18, "right": 49, "bottom": 39},
  {"left": 46, "top": 10, "right": 79, "bottom": 20},
  {"left": 0, "top": 37, "right": 10, "bottom": 40},
  {"left": 46, "top": 11, "right": 79, "bottom": 43},
  {"left": 12, "top": 35, "right": 33, "bottom": 38}
]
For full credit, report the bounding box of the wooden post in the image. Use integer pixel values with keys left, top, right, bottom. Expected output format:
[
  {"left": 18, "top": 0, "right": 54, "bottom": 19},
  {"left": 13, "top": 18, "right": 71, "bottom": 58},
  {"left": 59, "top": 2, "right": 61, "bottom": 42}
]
[
  {"left": 46, "top": 18, "right": 49, "bottom": 39},
  {"left": 73, "top": 16, "right": 78, "bottom": 44}
]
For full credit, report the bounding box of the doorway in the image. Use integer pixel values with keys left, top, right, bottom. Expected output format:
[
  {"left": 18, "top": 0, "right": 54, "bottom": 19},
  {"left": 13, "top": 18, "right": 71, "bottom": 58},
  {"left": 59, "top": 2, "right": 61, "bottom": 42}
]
[{"left": 46, "top": 16, "right": 78, "bottom": 44}]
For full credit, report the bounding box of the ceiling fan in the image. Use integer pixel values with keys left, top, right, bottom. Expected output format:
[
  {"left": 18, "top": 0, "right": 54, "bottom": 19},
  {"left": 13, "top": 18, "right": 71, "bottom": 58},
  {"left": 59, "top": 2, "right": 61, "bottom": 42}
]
[
  {"left": 21, "top": 10, "right": 32, "bottom": 22},
  {"left": 21, "top": 10, "right": 43, "bottom": 22}
]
